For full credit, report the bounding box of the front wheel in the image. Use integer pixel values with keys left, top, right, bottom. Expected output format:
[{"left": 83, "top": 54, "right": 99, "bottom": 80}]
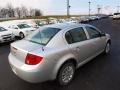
[
  {"left": 104, "top": 42, "right": 110, "bottom": 54},
  {"left": 19, "top": 32, "right": 25, "bottom": 39},
  {"left": 57, "top": 62, "right": 75, "bottom": 86}
]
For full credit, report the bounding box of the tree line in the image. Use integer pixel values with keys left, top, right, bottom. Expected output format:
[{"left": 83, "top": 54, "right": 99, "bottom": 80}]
[{"left": 0, "top": 3, "right": 42, "bottom": 18}]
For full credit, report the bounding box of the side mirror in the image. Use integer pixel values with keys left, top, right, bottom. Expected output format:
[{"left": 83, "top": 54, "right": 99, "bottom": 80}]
[
  {"left": 14, "top": 27, "right": 18, "bottom": 29},
  {"left": 100, "top": 32, "right": 106, "bottom": 37}
]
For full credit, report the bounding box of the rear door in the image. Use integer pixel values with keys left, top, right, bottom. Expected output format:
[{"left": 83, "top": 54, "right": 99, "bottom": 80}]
[
  {"left": 85, "top": 26, "right": 106, "bottom": 54},
  {"left": 65, "top": 27, "right": 96, "bottom": 63}
]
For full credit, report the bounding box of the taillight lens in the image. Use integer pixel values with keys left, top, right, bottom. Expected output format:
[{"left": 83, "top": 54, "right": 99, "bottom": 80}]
[{"left": 25, "top": 53, "right": 43, "bottom": 65}]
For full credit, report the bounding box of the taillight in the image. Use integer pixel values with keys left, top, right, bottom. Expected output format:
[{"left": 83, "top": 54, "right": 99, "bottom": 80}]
[{"left": 25, "top": 53, "right": 43, "bottom": 65}]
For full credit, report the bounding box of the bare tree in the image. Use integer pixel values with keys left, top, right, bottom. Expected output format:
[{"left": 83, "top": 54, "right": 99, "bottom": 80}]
[
  {"left": 0, "top": 3, "right": 43, "bottom": 18},
  {"left": 15, "top": 7, "right": 21, "bottom": 18},
  {"left": 0, "top": 7, "right": 2, "bottom": 18},
  {"left": 0, "top": 8, "right": 8, "bottom": 18},
  {"left": 6, "top": 3, "right": 15, "bottom": 17},
  {"left": 29, "top": 8, "right": 35, "bottom": 16},
  {"left": 21, "top": 5, "right": 28, "bottom": 17},
  {"left": 34, "top": 9, "right": 42, "bottom": 16}
]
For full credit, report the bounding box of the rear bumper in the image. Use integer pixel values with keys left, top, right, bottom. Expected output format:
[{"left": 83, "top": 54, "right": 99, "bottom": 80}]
[{"left": 8, "top": 53, "right": 53, "bottom": 83}]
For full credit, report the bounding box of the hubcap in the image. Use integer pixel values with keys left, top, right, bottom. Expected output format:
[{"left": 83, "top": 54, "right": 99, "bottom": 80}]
[
  {"left": 20, "top": 33, "right": 24, "bottom": 38},
  {"left": 106, "top": 43, "right": 110, "bottom": 53},
  {"left": 61, "top": 66, "right": 74, "bottom": 83}
]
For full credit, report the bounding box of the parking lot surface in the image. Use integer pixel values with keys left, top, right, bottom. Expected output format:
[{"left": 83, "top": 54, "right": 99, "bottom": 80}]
[{"left": 0, "top": 18, "right": 120, "bottom": 90}]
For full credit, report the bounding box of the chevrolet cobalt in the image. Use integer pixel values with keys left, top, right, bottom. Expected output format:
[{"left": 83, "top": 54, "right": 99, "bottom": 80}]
[{"left": 8, "top": 23, "right": 111, "bottom": 85}]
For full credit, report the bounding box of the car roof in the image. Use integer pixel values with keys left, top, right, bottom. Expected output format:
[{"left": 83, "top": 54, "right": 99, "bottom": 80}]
[{"left": 44, "top": 23, "right": 91, "bottom": 30}]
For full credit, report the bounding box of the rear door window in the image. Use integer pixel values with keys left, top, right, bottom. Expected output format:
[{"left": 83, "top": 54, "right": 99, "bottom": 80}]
[{"left": 65, "top": 27, "right": 87, "bottom": 44}]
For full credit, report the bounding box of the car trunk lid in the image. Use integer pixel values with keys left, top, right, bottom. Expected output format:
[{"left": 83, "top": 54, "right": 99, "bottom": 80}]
[{"left": 10, "top": 39, "right": 44, "bottom": 63}]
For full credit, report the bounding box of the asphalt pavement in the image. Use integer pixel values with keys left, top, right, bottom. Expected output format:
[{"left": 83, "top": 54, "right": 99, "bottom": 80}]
[{"left": 0, "top": 18, "right": 120, "bottom": 90}]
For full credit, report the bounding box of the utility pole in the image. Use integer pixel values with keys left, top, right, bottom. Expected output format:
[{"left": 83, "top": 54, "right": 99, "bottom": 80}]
[
  {"left": 117, "top": 5, "right": 120, "bottom": 13},
  {"left": 117, "top": 0, "right": 120, "bottom": 13},
  {"left": 67, "top": 0, "right": 71, "bottom": 18},
  {"left": 97, "top": 5, "right": 101, "bottom": 15},
  {"left": 88, "top": 1, "right": 91, "bottom": 17}
]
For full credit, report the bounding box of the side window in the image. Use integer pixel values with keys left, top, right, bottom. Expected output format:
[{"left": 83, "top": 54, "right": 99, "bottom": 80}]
[
  {"left": 13, "top": 26, "right": 18, "bottom": 29},
  {"left": 9, "top": 26, "right": 12, "bottom": 29},
  {"left": 65, "top": 32, "right": 73, "bottom": 44},
  {"left": 85, "top": 26, "right": 100, "bottom": 39},
  {"left": 12, "top": 25, "right": 15, "bottom": 29},
  {"left": 65, "top": 27, "right": 87, "bottom": 44}
]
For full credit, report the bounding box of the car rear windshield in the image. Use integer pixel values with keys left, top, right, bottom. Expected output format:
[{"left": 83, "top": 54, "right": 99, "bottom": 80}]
[
  {"left": 0, "top": 27, "right": 7, "bottom": 32},
  {"left": 17, "top": 24, "right": 31, "bottom": 29},
  {"left": 25, "top": 27, "right": 61, "bottom": 45},
  {"left": 114, "top": 13, "right": 120, "bottom": 15}
]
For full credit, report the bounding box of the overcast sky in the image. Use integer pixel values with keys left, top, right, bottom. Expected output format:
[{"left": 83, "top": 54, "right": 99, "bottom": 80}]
[{"left": 0, "top": 0, "right": 119, "bottom": 15}]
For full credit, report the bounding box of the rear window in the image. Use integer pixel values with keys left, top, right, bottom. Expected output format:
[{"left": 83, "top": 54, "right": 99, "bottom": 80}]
[
  {"left": 25, "top": 27, "right": 61, "bottom": 45},
  {"left": 17, "top": 24, "right": 31, "bottom": 29},
  {"left": 0, "top": 27, "right": 7, "bottom": 32}
]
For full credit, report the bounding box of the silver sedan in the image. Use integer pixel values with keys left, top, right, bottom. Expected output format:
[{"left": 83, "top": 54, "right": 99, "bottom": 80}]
[{"left": 8, "top": 23, "right": 111, "bottom": 86}]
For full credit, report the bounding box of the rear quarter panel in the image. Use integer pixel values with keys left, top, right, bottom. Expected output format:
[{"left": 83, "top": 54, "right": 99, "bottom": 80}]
[
  {"left": 44, "top": 31, "right": 78, "bottom": 80},
  {"left": 43, "top": 45, "right": 77, "bottom": 80}
]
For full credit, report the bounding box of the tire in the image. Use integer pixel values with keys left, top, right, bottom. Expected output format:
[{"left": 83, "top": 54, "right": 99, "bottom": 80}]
[
  {"left": 104, "top": 42, "right": 110, "bottom": 54},
  {"left": 19, "top": 32, "right": 25, "bottom": 39},
  {"left": 57, "top": 62, "right": 75, "bottom": 86},
  {"left": 11, "top": 37, "right": 15, "bottom": 42}
]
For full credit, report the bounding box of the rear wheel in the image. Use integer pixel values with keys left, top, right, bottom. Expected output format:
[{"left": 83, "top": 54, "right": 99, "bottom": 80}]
[
  {"left": 19, "top": 32, "right": 25, "bottom": 39},
  {"left": 57, "top": 62, "right": 75, "bottom": 86}
]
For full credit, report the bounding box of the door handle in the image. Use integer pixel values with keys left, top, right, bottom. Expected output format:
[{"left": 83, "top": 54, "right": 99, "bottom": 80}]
[
  {"left": 76, "top": 47, "right": 80, "bottom": 51},
  {"left": 73, "top": 47, "right": 80, "bottom": 51},
  {"left": 92, "top": 42, "right": 96, "bottom": 45}
]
